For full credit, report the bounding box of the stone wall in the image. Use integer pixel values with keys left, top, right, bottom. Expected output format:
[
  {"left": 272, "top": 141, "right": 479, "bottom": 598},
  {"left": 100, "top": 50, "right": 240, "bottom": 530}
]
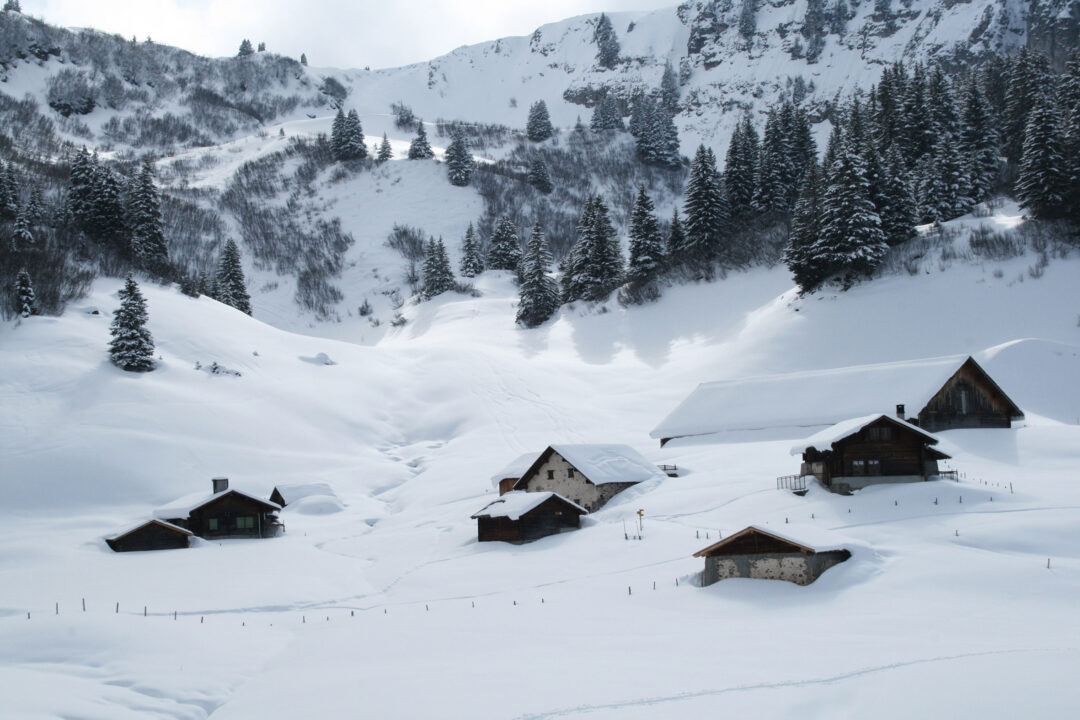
[
  {"left": 702, "top": 550, "right": 849, "bottom": 586},
  {"left": 520, "top": 451, "right": 637, "bottom": 512}
]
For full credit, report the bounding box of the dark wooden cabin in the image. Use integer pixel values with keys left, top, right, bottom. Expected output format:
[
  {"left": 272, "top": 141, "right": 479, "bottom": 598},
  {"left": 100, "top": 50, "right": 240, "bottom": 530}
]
[
  {"left": 795, "top": 414, "right": 950, "bottom": 494},
  {"left": 915, "top": 357, "right": 1023, "bottom": 432},
  {"left": 693, "top": 526, "right": 851, "bottom": 586},
  {"left": 106, "top": 519, "right": 192, "bottom": 552},
  {"left": 471, "top": 491, "right": 586, "bottom": 543},
  {"left": 182, "top": 491, "right": 282, "bottom": 538}
]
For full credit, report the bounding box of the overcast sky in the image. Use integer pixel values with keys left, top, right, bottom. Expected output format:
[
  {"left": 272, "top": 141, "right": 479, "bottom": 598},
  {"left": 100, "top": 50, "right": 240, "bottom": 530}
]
[{"left": 30, "top": 1, "right": 677, "bottom": 69}]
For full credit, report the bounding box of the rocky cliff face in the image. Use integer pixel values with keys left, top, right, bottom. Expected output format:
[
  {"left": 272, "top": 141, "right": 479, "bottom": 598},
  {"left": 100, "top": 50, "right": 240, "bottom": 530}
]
[{"left": 1026, "top": 0, "right": 1079, "bottom": 70}]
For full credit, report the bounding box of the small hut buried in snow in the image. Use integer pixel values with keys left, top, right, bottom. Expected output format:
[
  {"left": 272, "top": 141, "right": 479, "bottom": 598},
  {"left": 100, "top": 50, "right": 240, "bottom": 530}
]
[
  {"left": 154, "top": 478, "right": 282, "bottom": 539},
  {"left": 693, "top": 526, "right": 851, "bottom": 586},
  {"left": 511, "top": 444, "right": 666, "bottom": 512},
  {"left": 105, "top": 519, "right": 193, "bottom": 552},
  {"left": 471, "top": 491, "right": 587, "bottom": 543},
  {"left": 791, "top": 413, "right": 951, "bottom": 494}
]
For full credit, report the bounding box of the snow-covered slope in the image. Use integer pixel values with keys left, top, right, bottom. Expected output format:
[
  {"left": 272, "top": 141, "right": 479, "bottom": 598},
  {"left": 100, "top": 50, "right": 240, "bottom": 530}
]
[{"left": 2, "top": 220, "right": 1079, "bottom": 716}]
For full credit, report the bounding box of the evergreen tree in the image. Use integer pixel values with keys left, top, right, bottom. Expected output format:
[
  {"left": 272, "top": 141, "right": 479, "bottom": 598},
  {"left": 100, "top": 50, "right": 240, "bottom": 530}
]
[
  {"left": 783, "top": 161, "right": 826, "bottom": 292},
  {"left": 959, "top": 71, "right": 999, "bottom": 202},
  {"left": 815, "top": 145, "right": 888, "bottom": 288},
  {"left": 929, "top": 130, "right": 973, "bottom": 221},
  {"left": 90, "top": 164, "right": 125, "bottom": 246},
  {"left": 421, "top": 237, "right": 455, "bottom": 299},
  {"left": 407, "top": 120, "right": 434, "bottom": 160},
  {"left": 237, "top": 39, "right": 254, "bottom": 57},
  {"left": 109, "top": 276, "right": 155, "bottom": 372},
  {"left": 526, "top": 100, "right": 555, "bottom": 142},
  {"left": 377, "top": 133, "right": 393, "bottom": 163},
  {"left": 1016, "top": 100, "right": 1068, "bottom": 219},
  {"left": 660, "top": 62, "right": 680, "bottom": 114},
  {"left": 623, "top": 185, "right": 665, "bottom": 302},
  {"left": 445, "top": 129, "right": 474, "bottom": 187},
  {"left": 900, "top": 63, "right": 933, "bottom": 165},
  {"left": 1004, "top": 48, "right": 1051, "bottom": 167},
  {"left": 927, "top": 65, "right": 959, "bottom": 139},
  {"left": 665, "top": 208, "right": 687, "bottom": 267},
  {"left": 577, "top": 195, "right": 624, "bottom": 301},
  {"left": 300, "top": 53, "right": 308, "bottom": 66},
  {"left": 561, "top": 198, "right": 596, "bottom": 302},
  {"left": 682, "top": 145, "right": 728, "bottom": 270},
  {"left": 1060, "top": 51, "right": 1080, "bottom": 218},
  {"left": 646, "top": 101, "right": 681, "bottom": 168},
  {"left": 593, "top": 13, "right": 620, "bottom": 69},
  {"left": 459, "top": 223, "right": 484, "bottom": 277},
  {"left": 724, "top": 115, "right": 759, "bottom": 222},
  {"left": 344, "top": 109, "right": 368, "bottom": 160},
  {"left": 590, "top": 94, "right": 624, "bottom": 132},
  {"left": 738, "top": 0, "right": 756, "bottom": 43},
  {"left": 516, "top": 222, "right": 560, "bottom": 327},
  {"left": 128, "top": 160, "right": 169, "bottom": 271},
  {"left": 486, "top": 215, "right": 522, "bottom": 272},
  {"left": 68, "top": 147, "right": 96, "bottom": 231},
  {"left": 330, "top": 108, "right": 347, "bottom": 161},
  {"left": 26, "top": 184, "right": 43, "bottom": 226},
  {"left": 753, "top": 107, "right": 792, "bottom": 215},
  {"left": 3, "top": 1, "right": 23, "bottom": 12},
  {"left": 215, "top": 239, "right": 252, "bottom": 314},
  {"left": 12, "top": 208, "right": 32, "bottom": 252},
  {"left": 0, "top": 161, "right": 18, "bottom": 221},
  {"left": 527, "top": 155, "right": 554, "bottom": 194},
  {"left": 15, "top": 268, "right": 34, "bottom": 318},
  {"left": 879, "top": 147, "right": 918, "bottom": 246}
]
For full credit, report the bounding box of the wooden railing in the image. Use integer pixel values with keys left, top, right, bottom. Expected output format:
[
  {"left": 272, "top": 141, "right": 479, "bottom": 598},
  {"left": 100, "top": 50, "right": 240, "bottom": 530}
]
[
  {"left": 936, "top": 470, "right": 959, "bottom": 481},
  {"left": 658, "top": 464, "right": 678, "bottom": 477},
  {"left": 776, "top": 474, "right": 807, "bottom": 492}
]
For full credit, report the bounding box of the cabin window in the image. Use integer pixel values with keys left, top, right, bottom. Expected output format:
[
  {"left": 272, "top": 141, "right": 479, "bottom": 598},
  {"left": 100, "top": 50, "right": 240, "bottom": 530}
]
[
  {"left": 867, "top": 427, "right": 892, "bottom": 441},
  {"left": 546, "top": 470, "right": 555, "bottom": 480},
  {"left": 207, "top": 518, "right": 218, "bottom": 531},
  {"left": 236, "top": 516, "right": 255, "bottom": 530},
  {"left": 867, "top": 459, "right": 881, "bottom": 475},
  {"left": 851, "top": 460, "right": 866, "bottom": 476},
  {"left": 567, "top": 468, "right": 575, "bottom": 478}
]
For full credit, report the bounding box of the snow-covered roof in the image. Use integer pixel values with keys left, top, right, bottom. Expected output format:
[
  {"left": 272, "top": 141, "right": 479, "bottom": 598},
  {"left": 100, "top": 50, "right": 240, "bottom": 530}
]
[
  {"left": 651, "top": 354, "right": 1006, "bottom": 441},
  {"left": 790, "top": 413, "right": 941, "bottom": 456},
  {"left": 693, "top": 525, "right": 850, "bottom": 557},
  {"left": 544, "top": 444, "right": 668, "bottom": 486},
  {"left": 271, "top": 482, "right": 336, "bottom": 505},
  {"left": 490, "top": 452, "right": 540, "bottom": 488},
  {"left": 154, "top": 488, "right": 281, "bottom": 520},
  {"left": 471, "top": 491, "right": 586, "bottom": 521},
  {"left": 106, "top": 518, "right": 193, "bottom": 541}
]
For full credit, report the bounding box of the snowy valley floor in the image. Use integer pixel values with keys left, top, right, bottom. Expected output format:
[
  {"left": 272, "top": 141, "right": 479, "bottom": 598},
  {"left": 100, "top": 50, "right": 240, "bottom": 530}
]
[{"left": 2, "top": 256, "right": 1080, "bottom": 718}]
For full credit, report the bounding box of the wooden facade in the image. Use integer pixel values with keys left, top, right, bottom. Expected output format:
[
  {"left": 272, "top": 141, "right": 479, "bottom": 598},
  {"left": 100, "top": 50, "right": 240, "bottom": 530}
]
[
  {"left": 916, "top": 357, "right": 1023, "bottom": 432},
  {"left": 694, "top": 527, "right": 851, "bottom": 586},
  {"left": 799, "top": 415, "right": 949, "bottom": 493},
  {"left": 106, "top": 520, "right": 192, "bottom": 552},
  {"left": 474, "top": 494, "right": 585, "bottom": 543},
  {"left": 162, "top": 491, "right": 283, "bottom": 539}
]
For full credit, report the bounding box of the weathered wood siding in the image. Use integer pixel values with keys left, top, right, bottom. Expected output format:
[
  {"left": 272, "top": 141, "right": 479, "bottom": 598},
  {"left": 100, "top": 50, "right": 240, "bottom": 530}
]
[
  {"left": 919, "top": 362, "right": 1015, "bottom": 431},
  {"left": 107, "top": 524, "right": 190, "bottom": 552},
  {"left": 477, "top": 496, "right": 582, "bottom": 543},
  {"left": 188, "top": 495, "right": 279, "bottom": 538}
]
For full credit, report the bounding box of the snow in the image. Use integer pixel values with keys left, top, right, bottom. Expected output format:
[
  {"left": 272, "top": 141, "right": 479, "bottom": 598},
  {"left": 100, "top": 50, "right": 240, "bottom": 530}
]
[
  {"left": 271, "top": 482, "right": 337, "bottom": 506},
  {"left": 471, "top": 490, "right": 586, "bottom": 521},
  {"left": 792, "top": 413, "right": 941, "bottom": 455},
  {"left": 549, "top": 443, "right": 669, "bottom": 485},
  {"left": 489, "top": 451, "right": 540, "bottom": 489}
]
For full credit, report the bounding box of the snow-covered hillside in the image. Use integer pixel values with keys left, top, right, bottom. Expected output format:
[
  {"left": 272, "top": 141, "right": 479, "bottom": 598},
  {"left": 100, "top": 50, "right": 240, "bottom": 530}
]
[{"left": 2, "top": 219, "right": 1079, "bottom": 716}]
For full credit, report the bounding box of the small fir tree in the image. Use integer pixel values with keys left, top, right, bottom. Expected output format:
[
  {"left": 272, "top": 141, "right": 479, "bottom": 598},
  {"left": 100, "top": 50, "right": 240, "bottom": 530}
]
[
  {"left": 577, "top": 195, "right": 624, "bottom": 302},
  {"left": 215, "top": 238, "right": 252, "bottom": 314},
  {"left": 593, "top": 13, "right": 620, "bottom": 69},
  {"left": 526, "top": 100, "right": 555, "bottom": 142},
  {"left": 660, "top": 61, "right": 680, "bottom": 114},
  {"left": 623, "top": 185, "right": 665, "bottom": 303},
  {"left": 237, "top": 39, "right": 254, "bottom": 57},
  {"left": 12, "top": 208, "right": 32, "bottom": 252},
  {"left": 682, "top": 145, "right": 728, "bottom": 270},
  {"left": 486, "top": 215, "right": 522, "bottom": 272},
  {"left": 300, "top": 53, "right": 308, "bottom": 66},
  {"left": 665, "top": 208, "right": 688, "bottom": 268},
  {"left": 407, "top": 120, "right": 434, "bottom": 160},
  {"left": 15, "top": 268, "right": 34, "bottom": 318},
  {"left": 109, "top": 276, "right": 155, "bottom": 372},
  {"left": 527, "top": 155, "right": 554, "bottom": 194},
  {"left": 444, "top": 129, "right": 474, "bottom": 186},
  {"left": 590, "top": 94, "right": 624, "bottom": 132},
  {"left": 377, "top": 133, "right": 393, "bottom": 163},
  {"left": 4, "top": 1, "right": 23, "bottom": 12},
  {"left": 879, "top": 148, "right": 918, "bottom": 246},
  {"left": 783, "top": 161, "right": 825, "bottom": 292},
  {"left": 128, "top": 160, "right": 169, "bottom": 271},
  {"left": 344, "top": 109, "right": 368, "bottom": 160},
  {"left": 330, "top": 108, "right": 348, "bottom": 161},
  {"left": 459, "top": 223, "right": 484, "bottom": 277},
  {"left": 421, "top": 237, "right": 455, "bottom": 299},
  {"left": 516, "top": 222, "right": 560, "bottom": 327}
]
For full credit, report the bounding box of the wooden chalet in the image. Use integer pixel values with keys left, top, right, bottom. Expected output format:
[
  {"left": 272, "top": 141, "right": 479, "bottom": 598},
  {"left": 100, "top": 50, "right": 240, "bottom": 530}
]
[
  {"left": 790, "top": 414, "right": 950, "bottom": 494},
  {"left": 512, "top": 444, "right": 666, "bottom": 512},
  {"left": 651, "top": 354, "right": 1024, "bottom": 446},
  {"left": 155, "top": 478, "right": 283, "bottom": 539},
  {"left": 471, "top": 491, "right": 586, "bottom": 543},
  {"left": 693, "top": 526, "right": 851, "bottom": 586},
  {"left": 105, "top": 519, "right": 192, "bottom": 553}
]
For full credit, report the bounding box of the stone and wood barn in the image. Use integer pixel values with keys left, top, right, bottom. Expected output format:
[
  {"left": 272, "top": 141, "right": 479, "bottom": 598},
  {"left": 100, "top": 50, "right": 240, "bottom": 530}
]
[
  {"left": 508, "top": 444, "right": 666, "bottom": 512},
  {"left": 105, "top": 519, "right": 193, "bottom": 552},
  {"left": 791, "top": 413, "right": 951, "bottom": 493},
  {"left": 650, "top": 354, "right": 1024, "bottom": 446},
  {"left": 694, "top": 526, "right": 851, "bottom": 586},
  {"left": 490, "top": 452, "right": 541, "bottom": 496},
  {"left": 153, "top": 478, "right": 283, "bottom": 540},
  {"left": 471, "top": 491, "right": 587, "bottom": 543}
]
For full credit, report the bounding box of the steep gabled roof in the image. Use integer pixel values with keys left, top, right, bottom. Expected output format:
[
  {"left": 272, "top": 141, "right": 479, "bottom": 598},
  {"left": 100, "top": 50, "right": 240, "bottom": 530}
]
[
  {"left": 650, "top": 353, "right": 1022, "bottom": 442},
  {"left": 471, "top": 491, "right": 586, "bottom": 520},
  {"left": 518, "top": 444, "right": 667, "bottom": 488},
  {"left": 106, "top": 518, "right": 193, "bottom": 542},
  {"left": 490, "top": 452, "right": 541, "bottom": 489},
  {"left": 693, "top": 525, "right": 849, "bottom": 557},
  {"left": 154, "top": 488, "right": 281, "bottom": 520},
  {"left": 790, "top": 413, "right": 944, "bottom": 456}
]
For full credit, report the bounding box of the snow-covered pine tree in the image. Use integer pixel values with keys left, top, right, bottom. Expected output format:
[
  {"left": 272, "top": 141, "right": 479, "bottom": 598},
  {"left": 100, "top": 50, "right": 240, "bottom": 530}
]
[
  {"left": 623, "top": 185, "right": 665, "bottom": 303},
  {"left": 215, "top": 238, "right": 252, "bottom": 314},
  {"left": 1063, "top": 52, "right": 1080, "bottom": 218},
  {"left": 725, "top": 115, "right": 758, "bottom": 221},
  {"left": 738, "top": 0, "right": 756, "bottom": 44},
  {"left": 783, "top": 161, "right": 825, "bottom": 292},
  {"left": 90, "top": 164, "right": 125, "bottom": 247},
  {"left": 128, "top": 160, "right": 169, "bottom": 272},
  {"left": 927, "top": 65, "right": 959, "bottom": 140},
  {"left": 300, "top": 53, "right": 308, "bottom": 66},
  {"left": 526, "top": 100, "right": 555, "bottom": 142},
  {"left": 578, "top": 194, "right": 624, "bottom": 301},
  {"left": 377, "top": 133, "right": 393, "bottom": 163},
  {"left": 1004, "top": 48, "right": 1051, "bottom": 167},
  {"left": 665, "top": 208, "right": 688, "bottom": 268},
  {"left": 11, "top": 208, "right": 32, "bottom": 252},
  {"left": 330, "top": 109, "right": 347, "bottom": 161},
  {"left": 815, "top": 144, "right": 888, "bottom": 288},
  {"left": 646, "top": 101, "right": 681, "bottom": 168},
  {"left": 344, "top": 110, "right": 368, "bottom": 160},
  {"left": 929, "top": 130, "right": 973, "bottom": 221},
  {"left": 879, "top": 147, "right": 918, "bottom": 246},
  {"left": 0, "top": 161, "right": 18, "bottom": 221},
  {"left": 900, "top": 63, "right": 932, "bottom": 165},
  {"left": 15, "top": 268, "right": 34, "bottom": 318},
  {"left": 486, "top": 215, "right": 522, "bottom": 272},
  {"left": 527, "top": 155, "right": 554, "bottom": 194},
  {"left": 959, "top": 71, "right": 999, "bottom": 203},
  {"left": 561, "top": 197, "right": 596, "bottom": 302},
  {"left": 26, "top": 184, "right": 43, "bottom": 226},
  {"left": 516, "top": 222, "right": 560, "bottom": 327},
  {"left": 660, "top": 62, "right": 680, "bottom": 114},
  {"left": 421, "top": 237, "right": 455, "bottom": 299},
  {"left": 590, "top": 94, "right": 624, "bottom": 132},
  {"left": 682, "top": 145, "right": 728, "bottom": 271},
  {"left": 3, "top": 1, "right": 23, "bottom": 12},
  {"left": 632, "top": 96, "right": 657, "bottom": 160},
  {"left": 237, "top": 39, "right": 254, "bottom": 57},
  {"left": 109, "top": 275, "right": 155, "bottom": 372},
  {"left": 754, "top": 108, "right": 792, "bottom": 216},
  {"left": 593, "top": 13, "right": 619, "bottom": 69},
  {"left": 407, "top": 120, "right": 434, "bottom": 160},
  {"left": 459, "top": 223, "right": 484, "bottom": 277},
  {"left": 68, "top": 147, "right": 96, "bottom": 231},
  {"left": 445, "top": 129, "right": 474, "bottom": 187},
  {"left": 1016, "top": 99, "right": 1068, "bottom": 219}
]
